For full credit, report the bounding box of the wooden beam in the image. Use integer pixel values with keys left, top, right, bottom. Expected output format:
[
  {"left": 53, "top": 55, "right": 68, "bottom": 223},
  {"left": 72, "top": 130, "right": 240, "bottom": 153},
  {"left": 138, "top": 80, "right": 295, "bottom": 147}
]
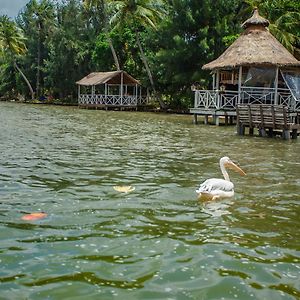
[
  {"left": 238, "top": 66, "right": 242, "bottom": 104},
  {"left": 120, "top": 71, "right": 124, "bottom": 105},
  {"left": 274, "top": 67, "right": 279, "bottom": 105}
]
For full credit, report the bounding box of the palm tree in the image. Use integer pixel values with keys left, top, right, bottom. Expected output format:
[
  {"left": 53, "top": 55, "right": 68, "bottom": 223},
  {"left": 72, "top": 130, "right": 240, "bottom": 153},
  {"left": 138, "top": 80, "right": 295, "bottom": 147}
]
[
  {"left": 109, "top": 0, "right": 166, "bottom": 106},
  {"left": 83, "top": 0, "right": 121, "bottom": 70},
  {"left": 27, "top": 0, "right": 56, "bottom": 98},
  {"left": 241, "top": 0, "right": 300, "bottom": 54},
  {"left": 0, "top": 15, "right": 34, "bottom": 99}
]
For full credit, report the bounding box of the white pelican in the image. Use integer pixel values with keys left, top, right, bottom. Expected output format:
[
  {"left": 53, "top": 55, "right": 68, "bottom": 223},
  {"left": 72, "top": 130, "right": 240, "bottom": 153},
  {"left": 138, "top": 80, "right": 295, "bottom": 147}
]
[{"left": 196, "top": 156, "right": 246, "bottom": 201}]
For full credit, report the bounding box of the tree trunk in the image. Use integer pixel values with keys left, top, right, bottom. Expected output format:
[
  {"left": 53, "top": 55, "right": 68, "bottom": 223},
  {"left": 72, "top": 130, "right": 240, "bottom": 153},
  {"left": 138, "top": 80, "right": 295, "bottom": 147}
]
[
  {"left": 105, "top": 28, "right": 120, "bottom": 71},
  {"left": 135, "top": 30, "right": 165, "bottom": 109},
  {"left": 14, "top": 61, "right": 35, "bottom": 100},
  {"left": 36, "top": 23, "right": 41, "bottom": 98}
]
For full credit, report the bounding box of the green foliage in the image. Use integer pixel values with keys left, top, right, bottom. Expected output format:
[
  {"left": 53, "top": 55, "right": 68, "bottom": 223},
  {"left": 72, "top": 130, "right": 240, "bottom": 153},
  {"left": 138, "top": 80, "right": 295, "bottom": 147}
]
[
  {"left": 0, "top": 0, "right": 299, "bottom": 106},
  {"left": 241, "top": 0, "right": 300, "bottom": 54}
]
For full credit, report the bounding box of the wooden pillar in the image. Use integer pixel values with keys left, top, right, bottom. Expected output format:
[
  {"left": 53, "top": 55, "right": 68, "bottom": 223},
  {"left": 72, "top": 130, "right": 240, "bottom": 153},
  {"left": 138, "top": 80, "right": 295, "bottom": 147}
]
[
  {"left": 213, "top": 115, "right": 220, "bottom": 126},
  {"left": 204, "top": 115, "right": 209, "bottom": 125},
  {"left": 78, "top": 85, "right": 80, "bottom": 105},
  {"left": 120, "top": 71, "right": 124, "bottom": 105},
  {"left": 238, "top": 66, "right": 242, "bottom": 104},
  {"left": 216, "top": 70, "right": 220, "bottom": 109},
  {"left": 105, "top": 83, "right": 108, "bottom": 101},
  {"left": 212, "top": 73, "right": 216, "bottom": 90},
  {"left": 193, "top": 114, "right": 198, "bottom": 124},
  {"left": 135, "top": 84, "right": 138, "bottom": 104},
  {"left": 274, "top": 67, "right": 279, "bottom": 105}
]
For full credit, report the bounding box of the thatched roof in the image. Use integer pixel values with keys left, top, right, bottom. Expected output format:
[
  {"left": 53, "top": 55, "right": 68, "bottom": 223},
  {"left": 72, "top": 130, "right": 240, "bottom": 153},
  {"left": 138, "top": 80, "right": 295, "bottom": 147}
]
[
  {"left": 76, "top": 71, "right": 140, "bottom": 86},
  {"left": 203, "top": 9, "right": 300, "bottom": 70}
]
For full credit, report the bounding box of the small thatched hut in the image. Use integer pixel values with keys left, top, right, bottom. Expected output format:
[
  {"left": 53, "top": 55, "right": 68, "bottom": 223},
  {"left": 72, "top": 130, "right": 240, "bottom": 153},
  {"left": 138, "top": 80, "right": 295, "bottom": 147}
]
[
  {"left": 190, "top": 8, "right": 300, "bottom": 124},
  {"left": 76, "top": 70, "right": 148, "bottom": 109}
]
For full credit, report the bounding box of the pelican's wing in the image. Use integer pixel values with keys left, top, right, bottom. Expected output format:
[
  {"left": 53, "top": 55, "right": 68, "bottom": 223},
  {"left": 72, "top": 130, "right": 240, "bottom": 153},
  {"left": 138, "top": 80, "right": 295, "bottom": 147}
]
[{"left": 196, "top": 178, "right": 234, "bottom": 193}]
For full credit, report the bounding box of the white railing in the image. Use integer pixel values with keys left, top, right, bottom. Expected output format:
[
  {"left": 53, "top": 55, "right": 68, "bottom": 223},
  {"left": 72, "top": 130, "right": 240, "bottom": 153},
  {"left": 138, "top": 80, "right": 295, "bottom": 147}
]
[
  {"left": 194, "top": 90, "right": 238, "bottom": 110},
  {"left": 193, "top": 87, "right": 299, "bottom": 111},
  {"left": 79, "top": 94, "right": 148, "bottom": 106}
]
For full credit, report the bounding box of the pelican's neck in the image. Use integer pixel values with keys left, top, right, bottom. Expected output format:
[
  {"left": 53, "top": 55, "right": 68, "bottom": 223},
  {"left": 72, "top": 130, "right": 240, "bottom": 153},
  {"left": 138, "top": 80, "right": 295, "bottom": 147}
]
[{"left": 220, "top": 160, "right": 230, "bottom": 181}]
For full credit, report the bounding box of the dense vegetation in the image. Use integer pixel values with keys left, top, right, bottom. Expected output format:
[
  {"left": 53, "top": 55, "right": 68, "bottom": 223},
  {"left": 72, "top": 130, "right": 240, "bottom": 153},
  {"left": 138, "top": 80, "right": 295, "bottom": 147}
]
[{"left": 0, "top": 0, "right": 299, "bottom": 109}]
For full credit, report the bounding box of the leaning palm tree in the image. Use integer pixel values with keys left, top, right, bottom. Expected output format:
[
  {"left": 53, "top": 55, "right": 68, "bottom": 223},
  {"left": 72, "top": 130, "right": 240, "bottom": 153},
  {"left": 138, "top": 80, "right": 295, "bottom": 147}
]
[
  {"left": 83, "top": 0, "right": 121, "bottom": 70},
  {"left": 0, "top": 15, "right": 34, "bottom": 99},
  {"left": 109, "top": 0, "right": 166, "bottom": 106}
]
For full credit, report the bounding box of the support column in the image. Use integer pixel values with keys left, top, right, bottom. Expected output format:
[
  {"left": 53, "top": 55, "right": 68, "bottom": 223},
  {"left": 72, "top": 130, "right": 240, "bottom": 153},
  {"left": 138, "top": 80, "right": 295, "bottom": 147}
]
[
  {"left": 212, "top": 73, "right": 216, "bottom": 90},
  {"left": 120, "top": 71, "right": 124, "bottom": 105},
  {"left": 274, "top": 67, "right": 279, "bottom": 105},
  {"left": 216, "top": 70, "right": 220, "bottom": 109},
  {"left": 238, "top": 66, "right": 242, "bottom": 104},
  {"left": 204, "top": 115, "right": 209, "bottom": 125},
  {"left": 78, "top": 85, "right": 80, "bottom": 106},
  {"left": 193, "top": 114, "right": 198, "bottom": 124}
]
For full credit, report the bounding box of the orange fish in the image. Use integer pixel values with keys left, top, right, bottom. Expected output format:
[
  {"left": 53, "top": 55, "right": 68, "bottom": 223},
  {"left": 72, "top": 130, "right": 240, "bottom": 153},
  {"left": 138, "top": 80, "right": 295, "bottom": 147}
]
[{"left": 21, "top": 212, "right": 48, "bottom": 221}]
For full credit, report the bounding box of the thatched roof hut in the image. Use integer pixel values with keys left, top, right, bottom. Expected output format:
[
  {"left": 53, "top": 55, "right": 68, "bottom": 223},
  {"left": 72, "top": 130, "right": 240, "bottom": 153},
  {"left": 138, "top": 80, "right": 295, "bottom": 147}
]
[
  {"left": 76, "top": 70, "right": 147, "bottom": 109},
  {"left": 190, "top": 9, "right": 300, "bottom": 121},
  {"left": 203, "top": 8, "right": 300, "bottom": 70},
  {"left": 76, "top": 71, "right": 140, "bottom": 86}
]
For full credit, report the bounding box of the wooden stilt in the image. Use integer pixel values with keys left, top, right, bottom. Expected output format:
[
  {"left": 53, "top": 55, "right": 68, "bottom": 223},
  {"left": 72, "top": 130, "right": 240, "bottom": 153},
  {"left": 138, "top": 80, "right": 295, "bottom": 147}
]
[
  {"left": 193, "top": 114, "right": 198, "bottom": 124},
  {"left": 225, "top": 115, "right": 228, "bottom": 126},
  {"left": 237, "top": 124, "right": 245, "bottom": 135},
  {"left": 204, "top": 115, "right": 209, "bottom": 125},
  {"left": 282, "top": 129, "right": 290, "bottom": 140},
  {"left": 291, "top": 129, "right": 298, "bottom": 139}
]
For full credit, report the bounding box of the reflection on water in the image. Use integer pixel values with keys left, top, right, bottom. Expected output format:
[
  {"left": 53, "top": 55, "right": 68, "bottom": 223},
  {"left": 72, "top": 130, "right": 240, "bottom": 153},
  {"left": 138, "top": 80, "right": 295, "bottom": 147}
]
[{"left": 0, "top": 102, "right": 299, "bottom": 299}]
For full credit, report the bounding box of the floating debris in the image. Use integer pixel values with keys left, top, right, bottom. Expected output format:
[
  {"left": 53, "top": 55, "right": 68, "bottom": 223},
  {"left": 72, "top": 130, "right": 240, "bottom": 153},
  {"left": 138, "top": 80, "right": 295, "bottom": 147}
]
[
  {"left": 113, "top": 186, "right": 135, "bottom": 193},
  {"left": 21, "top": 212, "right": 48, "bottom": 221}
]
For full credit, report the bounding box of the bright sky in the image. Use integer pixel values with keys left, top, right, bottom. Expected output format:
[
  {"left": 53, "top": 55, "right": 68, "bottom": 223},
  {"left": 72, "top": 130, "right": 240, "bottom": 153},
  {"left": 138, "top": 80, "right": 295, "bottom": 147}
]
[
  {"left": 0, "top": 0, "right": 29, "bottom": 18},
  {"left": 0, "top": 0, "right": 62, "bottom": 19}
]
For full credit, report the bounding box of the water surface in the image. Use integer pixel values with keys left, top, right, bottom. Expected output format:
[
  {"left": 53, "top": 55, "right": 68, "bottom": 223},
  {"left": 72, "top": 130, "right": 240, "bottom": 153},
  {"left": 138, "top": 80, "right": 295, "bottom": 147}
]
[{"left": 0, "top": 102, "right": 299, "bottom": 299}]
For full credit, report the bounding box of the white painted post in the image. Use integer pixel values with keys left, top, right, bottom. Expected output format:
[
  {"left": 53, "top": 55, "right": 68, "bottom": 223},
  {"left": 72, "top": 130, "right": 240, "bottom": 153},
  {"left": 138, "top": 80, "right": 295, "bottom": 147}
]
[
  {"left": 274, "top": 67, "right": 279, "bottom": 105},
  {"left": 120, "top": 71, "right": 124, "bottom": 105},
  {"left": 238, "top": 66, "right": 242, "bottom": 104},
  {"left": 78, "top": 85, "right": 80, "bottom": 105},
  {"left": 216, "top": 70, "right": 220, "bottom": 108},
  {"left": 135, "top": 84, "right": 138, "bottom": 104}
]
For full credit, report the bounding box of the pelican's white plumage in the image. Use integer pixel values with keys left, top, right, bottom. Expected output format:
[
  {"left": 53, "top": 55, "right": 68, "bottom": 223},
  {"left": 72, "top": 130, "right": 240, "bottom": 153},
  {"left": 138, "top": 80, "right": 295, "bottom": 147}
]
[{"left": 196, "top": 157, "right": 246, "bottom": 201}]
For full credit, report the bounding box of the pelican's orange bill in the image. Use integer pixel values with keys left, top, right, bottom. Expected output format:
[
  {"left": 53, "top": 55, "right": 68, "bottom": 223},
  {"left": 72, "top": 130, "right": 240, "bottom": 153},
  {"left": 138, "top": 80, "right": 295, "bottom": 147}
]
[{"left": 226, "top": 161, "right": 246, "bottom": 176}]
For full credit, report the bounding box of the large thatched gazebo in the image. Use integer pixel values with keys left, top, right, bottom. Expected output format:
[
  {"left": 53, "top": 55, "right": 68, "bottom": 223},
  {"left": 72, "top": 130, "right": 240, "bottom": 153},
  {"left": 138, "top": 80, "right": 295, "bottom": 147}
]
[
  {"left": 190, "top": 8, "right": 300, "bottom": 125},
  {"left": 76, "top": 70, "right": 148, "bottom": 109}
]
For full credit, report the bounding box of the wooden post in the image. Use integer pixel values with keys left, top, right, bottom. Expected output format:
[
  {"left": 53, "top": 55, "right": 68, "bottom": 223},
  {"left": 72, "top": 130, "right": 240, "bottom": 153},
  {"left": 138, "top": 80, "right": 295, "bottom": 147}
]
[
  {"left": 120, "top": 71, "right": 124, "bottom": 105},
  {"left": 193, "top": 114, "right": 198, "bottom": 124},
  {"left": 212, "top": 73, "right": 216, "bottom": 90},
  {"left": 204, "top": 115, "right": 209, "bottom": 125},
  {"left": 135, "top": 84, "right": 138, "bottom": 104},
  {"left": 274, "top": 67, "right": 279, "bottom": 105},
  {"left": 216, "top": 70, "right": 220, "bottom": 109},
  {"left": 238, "top": 66, "right": 242, "bottom": 104},
  {"left": 291, "top": 129, "right": 298, "bottom": 139},
  {"left": 105, "top": 83, "right": 108, "bottom": 103},
  {"left": 78, "top": 85, "right": 80, "bottom": 106}
]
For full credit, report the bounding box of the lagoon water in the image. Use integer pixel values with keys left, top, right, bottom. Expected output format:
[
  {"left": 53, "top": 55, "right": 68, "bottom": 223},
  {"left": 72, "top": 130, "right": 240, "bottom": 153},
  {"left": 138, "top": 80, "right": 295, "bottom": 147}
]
[{"left": 0, "top": 102, "right": 299, "bottom": 299}]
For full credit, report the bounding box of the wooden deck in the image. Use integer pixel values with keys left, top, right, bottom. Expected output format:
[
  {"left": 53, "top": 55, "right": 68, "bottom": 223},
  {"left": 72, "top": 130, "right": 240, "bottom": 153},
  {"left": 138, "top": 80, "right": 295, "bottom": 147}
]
[
  {"left": 236, "top": 104, "right": 300, "bottom": 139},
  {"left": 190, "top": 87, "right": 299, "bottom": 125}
]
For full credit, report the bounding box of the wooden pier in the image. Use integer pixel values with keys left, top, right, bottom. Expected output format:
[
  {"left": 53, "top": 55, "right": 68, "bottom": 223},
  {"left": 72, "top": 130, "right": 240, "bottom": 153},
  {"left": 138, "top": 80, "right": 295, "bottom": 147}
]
[{"left": 236, "top": 104, "right": 300, "bottom": 140}]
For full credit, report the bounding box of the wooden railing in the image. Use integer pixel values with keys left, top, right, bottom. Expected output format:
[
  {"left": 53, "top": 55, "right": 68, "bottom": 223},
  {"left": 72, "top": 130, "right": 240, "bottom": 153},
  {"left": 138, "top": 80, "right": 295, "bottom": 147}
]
[
  {"left": 79, "top": 94, "right": 148, "bottom": 106},
  {"left": 193, "top": 87, "right": 299, "bottom": 111}
]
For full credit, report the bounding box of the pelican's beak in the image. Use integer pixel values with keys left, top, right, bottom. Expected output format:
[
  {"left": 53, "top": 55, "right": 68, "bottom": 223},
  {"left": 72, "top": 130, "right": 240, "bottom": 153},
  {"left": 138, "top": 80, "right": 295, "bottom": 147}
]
[{"left": 226, "top": 161, "right": 246, "bottom": 176}]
